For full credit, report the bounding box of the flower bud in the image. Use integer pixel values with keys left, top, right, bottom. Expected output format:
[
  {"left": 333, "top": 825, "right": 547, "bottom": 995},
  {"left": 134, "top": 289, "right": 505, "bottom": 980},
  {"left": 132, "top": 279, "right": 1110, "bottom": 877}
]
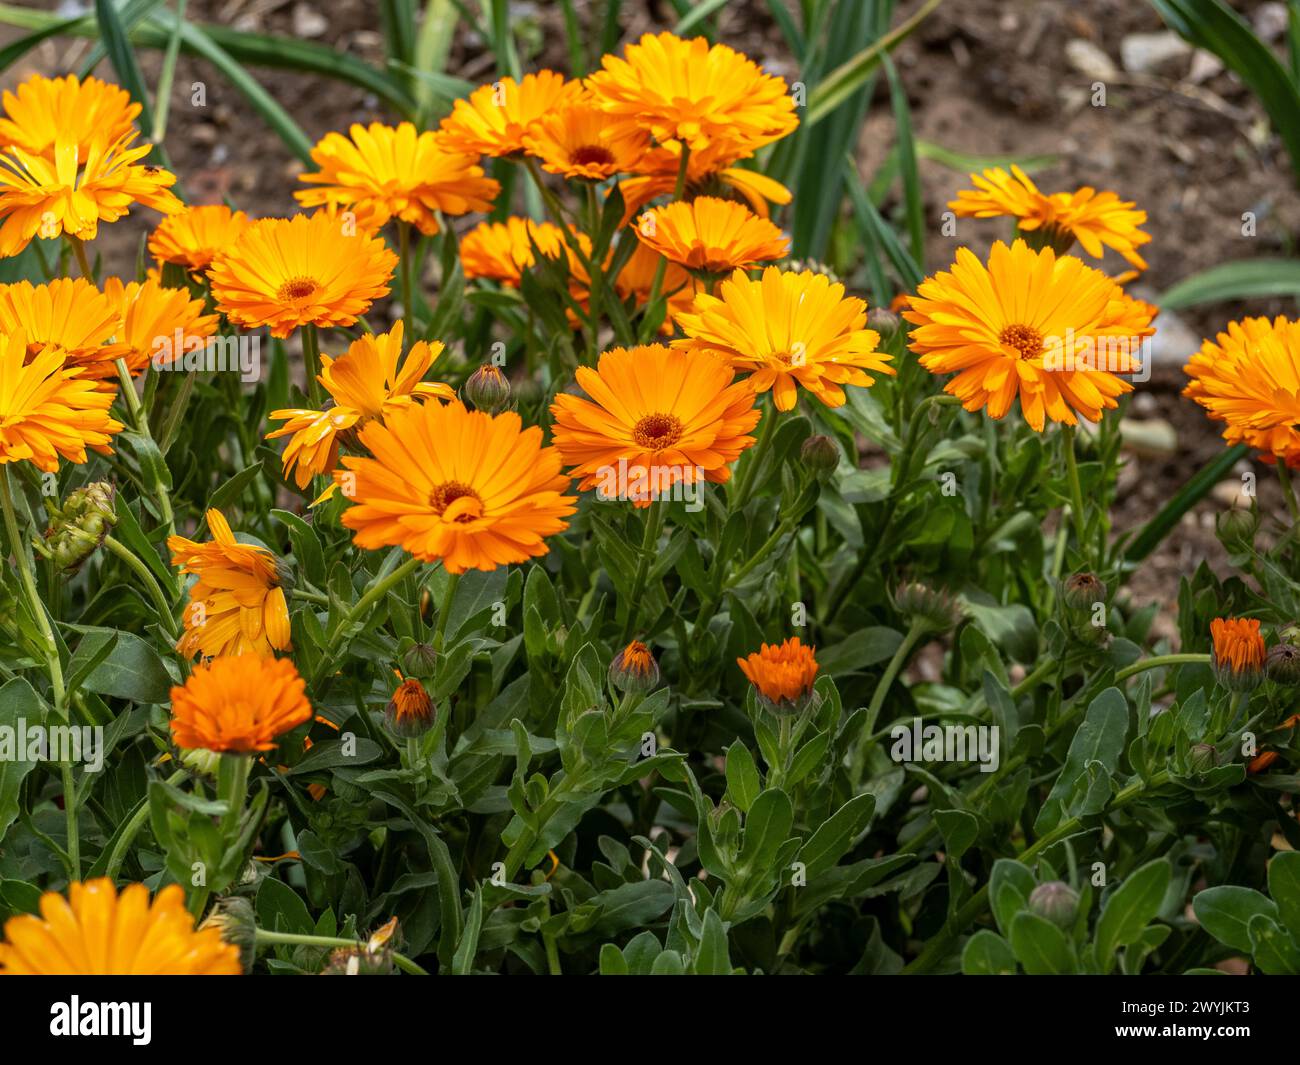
[
  {"left": 43, "top": 481, "right": 117, "bottom": 572},
  {"left": 1267, "top": 643, "right": 1300, "bottom": 685},
  {"left": 1028, "top": 881, "right": 1079, "bottom": 928},
  {"left": 1188, "top": 742, "right": 1218, "bottom": 775},
  {"left": 1211, "top": 617, "right": 1265, "bottom": 693},
  {"left": 201, "top": 896, "right": 256, "bottom": 971},
  {"left": 799, "top": 434, "right": 839, "bottom": 477},
  {"left": 401, "top": 642, "right": 438, "bottom": 679},
  {"left": 464, "top": 364, "right": 512, "bottom": 413},
  {"left": 1216, "top": 506, "right": 1257, "bottom": 548},
  {"left": 179, "top": 746, "right": 222, "bottom": 780},
  {"left": 609, "top": 640, "right": 660, "bottom": 694},
  {"left": 866, "top": 306, "right": 900, "bottom": 336},
  {"left": 385, "top": 677, "right": 435, "bottom": 738},
  {"left": 894, "top": 579, "right": 964, "bottom": 631},
  {"left": 1062, "top": 572, "right": 1106, "bottom": 611}
]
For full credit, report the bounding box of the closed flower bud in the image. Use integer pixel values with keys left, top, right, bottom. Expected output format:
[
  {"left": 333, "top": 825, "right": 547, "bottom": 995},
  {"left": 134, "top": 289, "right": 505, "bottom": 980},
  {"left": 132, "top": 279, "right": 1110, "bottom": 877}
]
[
  {"left": 179, "top": 746, "right": 222, "bottom": 780},
  {"left": 200, "top": 896, "right": 256, "bottom": 971},
  {"left": 385, "top": 676, "right": 435, "bottom": 738},
  {"left": 894, "top": 579, "right": 964, "bottom": 631},
  {"left": 43, "top": 481, "right": 117, "bottom": 572},
  {"left": 1062, "top": 572, "right": 1106, "bottom": 611},
  {"left": 799, "top": 434, "right": 839, "bottom": 477},
  {"left": 1216, "top": 506, "right": 1257, "bottom": 547},
  {"left": 866, "top": 306, "right": 900, "bottom": 336},
  {"left": 1211, "top": 617, "right": 1265, "bottom": 693},
  {"left": 1266, "top": 643, "right": 1300, "bottom": 685},
  {"left": 401, "top": 642, "right": 438, "bottom": 678},
  {"left": 464, "top": 364, "right": 512, "bottom": 413},
  {"left": 1188, "top": 742, "right": 1218, "bottom": 774},
  {"left": 609, "top": 640, "right": 660, "bottom": 694},
  {"left": 1028, "top": 880, "right": 1079, "bottom": 928}
]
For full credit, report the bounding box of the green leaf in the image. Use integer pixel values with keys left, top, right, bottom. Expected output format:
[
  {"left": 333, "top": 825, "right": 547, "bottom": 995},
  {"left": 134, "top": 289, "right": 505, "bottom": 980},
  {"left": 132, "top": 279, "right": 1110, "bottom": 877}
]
[
  {"left": 66, "top": 627, "right": 175, "bottom": 703},
  {"left": 1124, "top": 444, "right": 1251, "bottom": 562},
  {"left": 798, "top": 794, "right": 875, "bottom": 878},
  {"left": 1267, "top": 850, "right": 1300, "bottom": 933},
  {"left": 736, "top": 788, "right": 794, "bottom": 875},
  {"left": 1034, "top": 686, "right": 1129, "bottom": 834},
  {"left": 256, "top": 876, "right": 313, "bottom": 936},
  {"left": 815, "top": 626, "right": 903, "bottom": 675},
  {"left": 0, "top": 678, "right": 41, "bottom": 844},
  {"left": 1009, "top": 911, "right": 1076, "bottom": 974},
  {"left": 962, "top": 929, "right": 1018, "bottom": 975},
  {"left": 1247, "top": 913, "right": 1300, "bottom": 974},
  {"left": 1192, "top": 886, "right": 1278, "bottom": 953},
  {"left": 724, "top": 742, "right": 761, "bottom": 812},
  {"left": 1158, "top": 259, "right": 1300, "bottom": 309},
  {"left": 1095, "top": 858, "right": 1171, "bottom": 974},
  {"left": 989, "top": 859, "right": 1036, "bottom": 936}
]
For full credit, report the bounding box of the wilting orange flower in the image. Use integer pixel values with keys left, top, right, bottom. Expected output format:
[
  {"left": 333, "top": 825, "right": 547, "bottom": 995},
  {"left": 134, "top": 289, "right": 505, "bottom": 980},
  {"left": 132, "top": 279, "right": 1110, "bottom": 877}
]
[
  {"left": 0, "top": 879, "right": 240, "bottom": 975},
  {"left": 636, "top": 196, "right": 788, "bottom": 274},
  {"left": 168, "top": 508, "right": 291, "bottom": 659},
  {"left": 1248, "top": 750, "right": 1280, "bottom": 774},
  {"left": 336, "top": 400, "right": 576, "bottom": 573},
  {"left": 1183, "top": 316, "right": 1300, "bottom": 466},
  {"left": 0, "top": 132, "right": 181, "bottom": 256},
  {"left": 950, "top": 165, "right": 1151, "bottom": 271},
  {"left": 0, "top": 74, "right": 140, "bottom": 158},
  {"left": 267, "top": 322, "right": 454, "bottom": 488},
  {"left": 904, "top": 240, "right": 1155, "bottom": 430},
  {"left": 612, "top": 241, "right": 695, "bottom": 331},
  {"left": 169, "top": 654, "right": 313, "bottom": 753},
  {"left": 438, "top": 71, "right": 584, "bottom": 157},
  {"left": 148, "top": 204, "right": 253, "bottom": 274},
  {"left": 0, "top": 277, "right": 124, "bottom": 381},
  {"left": 1210, "top": 617, "right": 1266, "bottom": 691},
  {"left": 675, "top": 267, "right": 895, "bottom": 410},
  {"left": 296, "top": 121, "right": 499, "bottom": 236},
  {"left": 103, "top": 276, "right": 220, "bottom": 377},
  {"left": 620, "top": 142, "right": 792, "bottom": 221},
  {"left": 0, "top": 328, "right": 122, "bottom": 471},
  {"left": 386, "top": 676, "right": 435, "bottom": 737},
  {"left": 523, "top": 101, "right": 649, "bottom": 181},
  {"left": 209, "top": 212, "right": 397, "bottom": 338},
  {"left": 550, "top": 344, "right": 760, "bottom": 505},
  {"left": 737, "top": 637, "right": 819, "bottom": 710},
  {"left": 587, "top": 32, "right": 798, "bottom": 155}
]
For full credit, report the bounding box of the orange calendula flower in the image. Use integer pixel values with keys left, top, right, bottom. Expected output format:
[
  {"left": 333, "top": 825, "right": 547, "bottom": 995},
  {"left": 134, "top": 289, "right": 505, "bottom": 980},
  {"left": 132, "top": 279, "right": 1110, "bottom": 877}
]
[
  {"left": 209, "top": 211, "right": 397, "bottom": 338},
  {"left": 950, "top": 165, "right": 1151, "bottom": 271},
  {"left": 168, "top": 508, "right": 291, "bottom": 659},
  {"left": 636, "top": 196, "right": 788, "bottom": 275},
  {"left": 549, "top": 344, "right": 760, "bottom": 506},
  {"left": 0, "top": 133, "right": 181, "bottom": 256},
  {"left": 335, "top": 400, "right": 576, "bottom": 573},
  {"left": 267, "top": 322, "right": 454, "bottom": 488},
  {"left": 1183, "top": 316, "right": 1300, "bottom": 466},
  {"left": 0, "top": 277, "right": 125, "bottom": 381},
  {"left": 0, "top": 73, "right": 140, "bottom": 158},
  {"left": 148, "top": 204, "right": 253, "bottom": 274},
  {"left": 611, "top": 240, "right": 695, "bottom": 332},
  {"left": 737, "top": 637, "right": 819, "bottom": 711},
  {"left": 523, "top": 101, "right": 649, "bottom": 181},
  {"left": 460, "top": 216, "right": 578, "bottom": 286},
  {"left": 296, "top": 121, "right": 499, "bottom": 236},
  {"left": 1210, "top": 617, "right": 1266, "bottom": 693},
  {"left": 386, "top": 676, "right": 435, "bottom": 738},
  {"left": 438, "top": 71, "right": 584, "bottom": 158},
  {"left": 674, "top": 267, "right": 895, "bottom": 410},
  {"left": 587, "top": 32, "right": 798, "bottom": 155},
  {"left": 0, "top": 879, "right": 241, "bottom": 975},
  {"left": 103, "top": 276, "right": 220, "bottom": 377},
  {"left": 904, "top": 239, "right": 1155, "bottom": 431},
  {"left": 169, "top": 654, "right": 313, "bottom": 753},
  {"left": 620, "top": 142, "right": 792, "bottom": 221},
  {"left": 0, "top": 328, "right": 122, "bottom": 471}
]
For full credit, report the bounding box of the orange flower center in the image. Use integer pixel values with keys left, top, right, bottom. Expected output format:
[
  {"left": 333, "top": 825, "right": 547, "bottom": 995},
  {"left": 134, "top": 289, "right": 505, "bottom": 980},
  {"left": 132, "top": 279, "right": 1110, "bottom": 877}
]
[
  {"left": 572, "top": 144, "right": 615, "bottom": 168},
  {"left": 633, "top": 413, "right": 684, "bottom": 451},
  {"left": 429, "top": 480, "right": 484, "bottom": 523},
  {"left": 1000, "top": 323, "right": 1044, "bottom": 360},
  {"left": 621, "top": 640, "right": 654, "bottom": 676},
  {"left": 276, "top": 276, "right": 320, "bottom": 303}
]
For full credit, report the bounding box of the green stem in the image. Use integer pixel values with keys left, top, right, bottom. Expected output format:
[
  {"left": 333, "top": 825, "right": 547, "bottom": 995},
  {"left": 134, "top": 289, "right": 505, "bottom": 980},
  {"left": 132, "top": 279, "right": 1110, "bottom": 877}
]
[
  {"left": 1278, "top": 463, "right": 1300, "bottom": 527},
  {"left": 433, "top": 569, "right": 460, "bottom": 651},
  {"left": 0, "top": 468, "right": 77, "bottom": 877},
  {"left": 115, "top": 358, "right": 175, "bottom": 534},
  {"left": 398, "top": 221, "right": 417, "bottom": 346},
  {"left": 852, "top": 619, "right": 926, "bottom": 784},
  {"left": 1114, "top": 653, "right": 1210, "bottom": 683},
  {"left": 310, "top": 556, "right": 423, "bottom": 686},
  {"left": 301, "top": 323, "right": 324, "bottom": 408},
  {"left": 69, "top": 236, "right": 94, "bottom": 280},
  {"left": 104, "top": 534, "right": 179, "bottom": 642},
  {"left": 728, "top": 399, "right": 776, "bottom": 514},
  {"left": 105, "top": 769, "right": 186, "bottom": 880},
  {"left": 643, "top": 145, "right": 691, "bottom": 331},
  {"left": 253, "top": 928, "right": 430, "bottom": 975},
  {"left": 1060, "top": 424, "right": 1088, "bottom": 560},
  {"left": 620, "top": 501, "right": 667, "bottom": 645}
]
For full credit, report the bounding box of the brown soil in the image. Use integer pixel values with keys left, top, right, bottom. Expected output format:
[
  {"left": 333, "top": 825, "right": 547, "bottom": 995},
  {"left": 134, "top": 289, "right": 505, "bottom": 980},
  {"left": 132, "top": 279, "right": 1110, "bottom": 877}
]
[{"left": 2, "top": 0, "right": 1294, "bottom": 640}]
